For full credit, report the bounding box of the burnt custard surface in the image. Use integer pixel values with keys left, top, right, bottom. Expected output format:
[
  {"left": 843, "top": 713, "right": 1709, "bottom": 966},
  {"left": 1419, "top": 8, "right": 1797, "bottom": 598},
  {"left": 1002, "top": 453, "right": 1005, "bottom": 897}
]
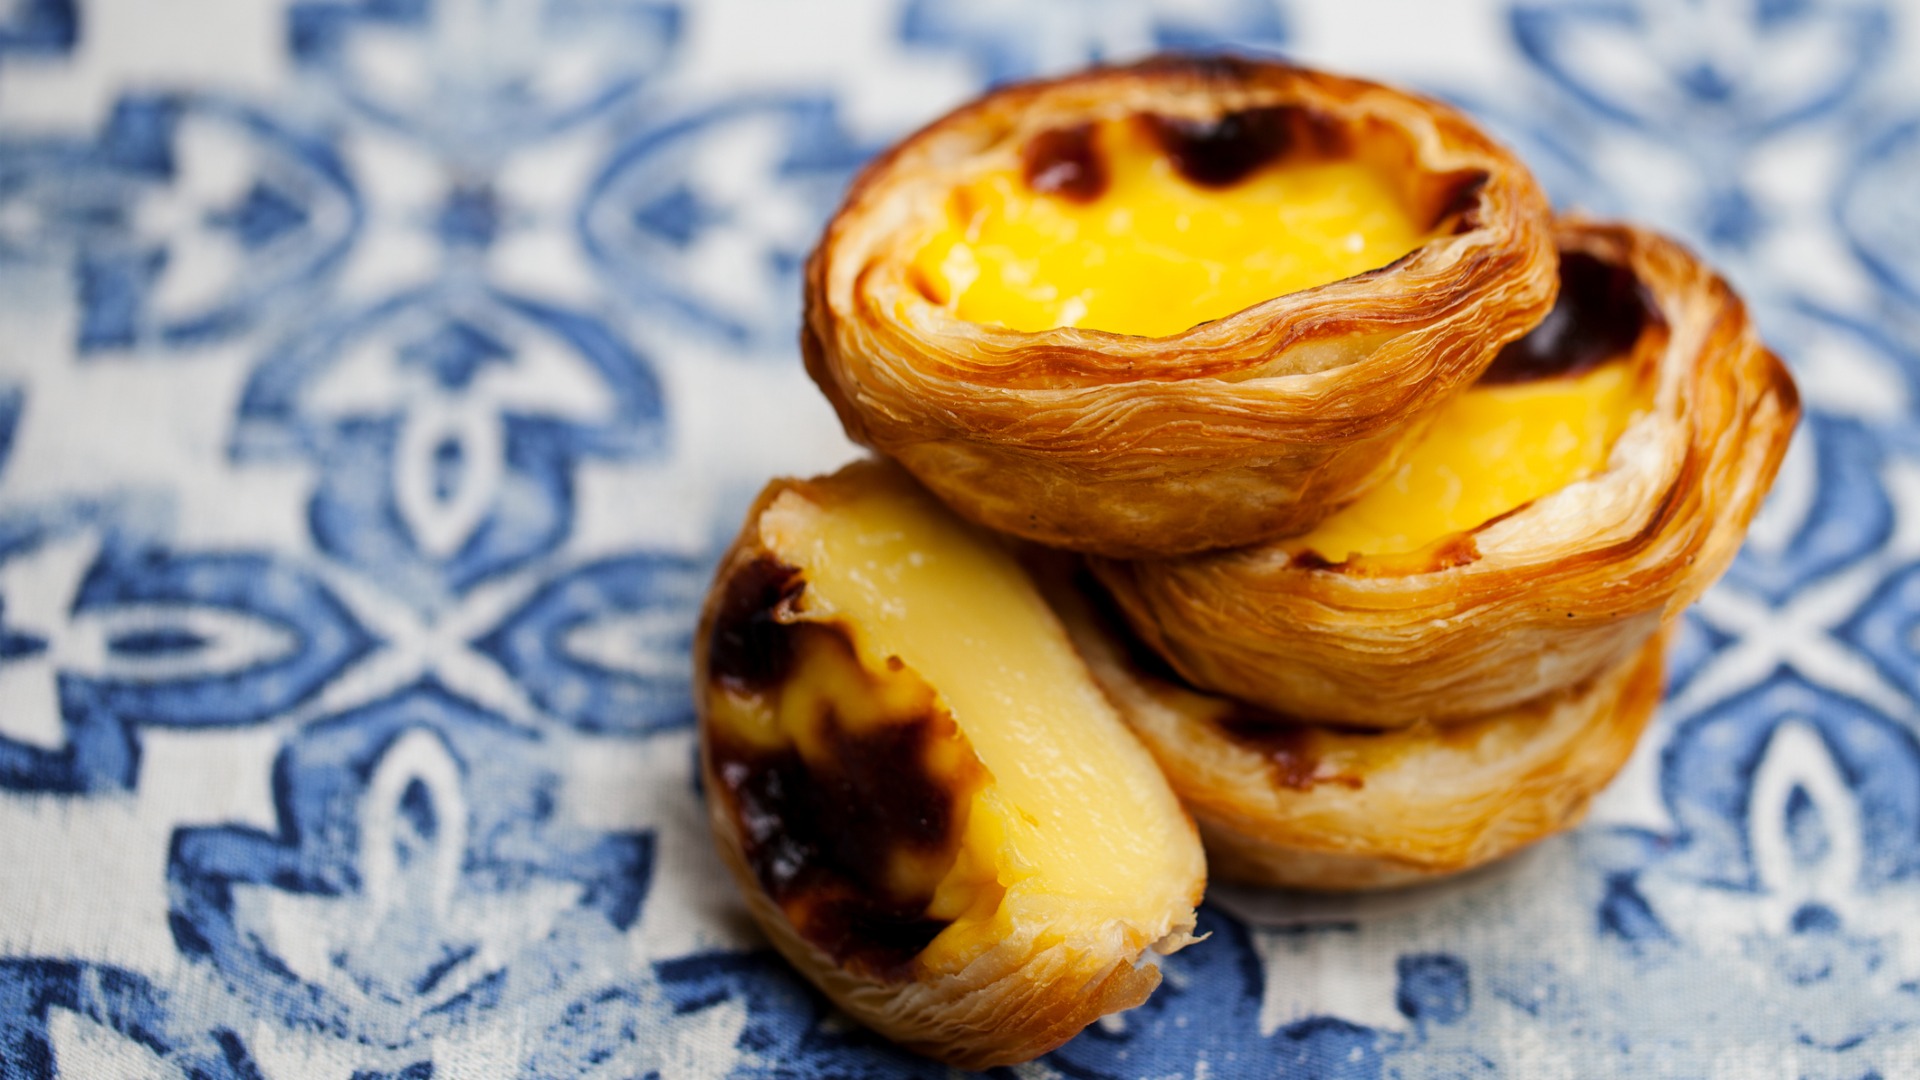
[
  {"left": 697, "top": 461, "right": 1203, "bottom": 1066},
  {"left": 912, "top": 108, "right": 1440, "bottom": 338},
  {"left": 1290, "top": 251, "right": 1660, "bottom": 568},
  {"left": 705, "top": 557, "right": 991, "bottom": 979}
]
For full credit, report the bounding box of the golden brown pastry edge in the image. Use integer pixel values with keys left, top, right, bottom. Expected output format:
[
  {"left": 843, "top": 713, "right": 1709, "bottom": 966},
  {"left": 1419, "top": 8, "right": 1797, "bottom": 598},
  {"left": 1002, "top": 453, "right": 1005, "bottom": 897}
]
[
  {"left": 1049, "top": 565, "right": 1669, "bottom": 891},
  {"left": 803, "top": 54, "right": 1560, "bottom": 556},
  {"left": 1092, "top": 219, "right": 1800, "bottom": 726}
]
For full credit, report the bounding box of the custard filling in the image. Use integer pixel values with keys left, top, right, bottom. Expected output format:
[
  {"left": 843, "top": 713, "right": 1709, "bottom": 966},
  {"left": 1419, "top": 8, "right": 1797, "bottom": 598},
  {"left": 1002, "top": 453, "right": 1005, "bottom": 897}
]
[
  {"left": 1291, "top": 360, "right": 1648, "bottom": 563},
  {"left": 708, "top": 463, "right": 1198, "bottom": 975},
  {"left": 1289, "top": 250, "right": 1659, "bottom": 565},
  {"left": 910, "top": 113, "right": 1437, "bottom": 338}
]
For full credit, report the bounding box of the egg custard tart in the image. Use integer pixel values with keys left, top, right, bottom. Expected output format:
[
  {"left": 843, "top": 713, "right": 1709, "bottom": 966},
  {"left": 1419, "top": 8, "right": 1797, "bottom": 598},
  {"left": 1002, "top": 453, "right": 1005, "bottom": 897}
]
[
  {"left": 803, "top": 55, "right": 1557, "bottom": 557},
  {"left": 695, "top": 459, "right": 1205, "bottom": 1069},
  {"left": 1093, "top": 221, "right": 1799, "bottom": 727},
  {"left": 1046, "top": 567, "right": 1667, "bottom": 891}
]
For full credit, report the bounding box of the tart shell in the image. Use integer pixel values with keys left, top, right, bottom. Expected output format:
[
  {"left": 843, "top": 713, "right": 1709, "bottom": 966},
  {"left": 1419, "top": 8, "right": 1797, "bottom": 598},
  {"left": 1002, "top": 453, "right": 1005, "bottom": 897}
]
[
  {"left": 695, "top": 476, "right": 1203, "bottom": 1070},
  {"left": 803, "top": 54, "right": 1558, "bottom": 557},
  {"left": 1048, "top": 569, "right": 1668, "bottom": 891},
  {"left": 1092, "top": 220, "right": 1799, "bottom": 726}
]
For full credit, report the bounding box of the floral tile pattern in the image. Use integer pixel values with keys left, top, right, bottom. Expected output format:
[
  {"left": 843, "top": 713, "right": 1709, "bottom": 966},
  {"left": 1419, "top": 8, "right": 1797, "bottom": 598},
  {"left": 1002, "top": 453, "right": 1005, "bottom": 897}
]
[{"left": 1, "top": 1, "right": 1916, "bottom": 1075}]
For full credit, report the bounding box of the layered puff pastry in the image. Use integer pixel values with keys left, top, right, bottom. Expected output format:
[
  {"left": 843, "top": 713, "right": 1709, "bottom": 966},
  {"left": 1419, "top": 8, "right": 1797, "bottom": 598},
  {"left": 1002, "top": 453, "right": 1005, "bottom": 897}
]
[
  {"left": 803, "top": 54, "right": 1558, "bottom": 558},
  {"left": 1093, "top": 221, "right": 1800, "bottom": 728},
  {"left": 1045, "top": 567, "right": 1668, "bottom": 890},
  {"left": 694, "top": 460, "right": 1205, "bottom": 1070}
]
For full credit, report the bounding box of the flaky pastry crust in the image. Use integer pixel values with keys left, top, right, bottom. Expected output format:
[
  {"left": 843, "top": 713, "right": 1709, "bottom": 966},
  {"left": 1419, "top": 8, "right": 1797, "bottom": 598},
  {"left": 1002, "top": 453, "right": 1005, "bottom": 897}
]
[
  {"left": 695, "top": 477, "right": 1202, "bottom": 1070},
  {"left": 803, "top": 54, "right": 1557, "bottom": 557},
  {"left": 1093, "top": 221, "right": 1799, "bottom": 726},
  {"left": 1047, "top": 570, "right": 1668, "bottom": 890}
]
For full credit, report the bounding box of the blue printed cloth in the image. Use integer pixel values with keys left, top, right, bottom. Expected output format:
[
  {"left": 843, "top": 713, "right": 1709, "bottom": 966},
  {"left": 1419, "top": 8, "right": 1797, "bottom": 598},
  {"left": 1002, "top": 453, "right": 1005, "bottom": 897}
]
[{"left": 0, "top": 1, "right": 1916, "bottom": 1076}]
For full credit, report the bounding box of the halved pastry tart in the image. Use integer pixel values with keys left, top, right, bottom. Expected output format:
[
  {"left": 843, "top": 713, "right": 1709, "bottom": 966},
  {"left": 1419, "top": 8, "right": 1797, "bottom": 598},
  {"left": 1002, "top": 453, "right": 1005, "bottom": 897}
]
[
  {"left": 1093, "top": 221, "right": 1800, "bottom": 727},
  {"left": 694, "top": 459, "right": 1205, "bottom": 1069},
  {"left": 1047, "top": 568, "right": 1667, "bottom": 891},
  {"left": 803, "top": 54, "right": 1557, "bottom": 557}
]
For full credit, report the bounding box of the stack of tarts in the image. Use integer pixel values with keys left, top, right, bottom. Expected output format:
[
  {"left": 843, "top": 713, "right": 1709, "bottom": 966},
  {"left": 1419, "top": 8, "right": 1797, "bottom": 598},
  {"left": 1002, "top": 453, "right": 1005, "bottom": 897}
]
[{"left": 693, "top": 56, "right": 1800, "bottom": 1068}]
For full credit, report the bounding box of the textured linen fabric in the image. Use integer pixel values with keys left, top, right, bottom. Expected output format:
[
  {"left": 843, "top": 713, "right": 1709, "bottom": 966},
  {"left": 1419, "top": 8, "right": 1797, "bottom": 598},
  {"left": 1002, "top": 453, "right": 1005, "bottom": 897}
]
[{"left": 1, "top": 0, "right": 1918, "bottom": 1076}]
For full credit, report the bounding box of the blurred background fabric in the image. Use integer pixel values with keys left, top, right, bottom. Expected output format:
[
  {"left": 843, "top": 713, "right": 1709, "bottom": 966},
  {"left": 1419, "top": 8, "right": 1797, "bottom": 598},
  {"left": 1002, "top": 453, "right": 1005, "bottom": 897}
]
[{"left": 0, "top": 0, "right": 1918, "bottom": 1075}]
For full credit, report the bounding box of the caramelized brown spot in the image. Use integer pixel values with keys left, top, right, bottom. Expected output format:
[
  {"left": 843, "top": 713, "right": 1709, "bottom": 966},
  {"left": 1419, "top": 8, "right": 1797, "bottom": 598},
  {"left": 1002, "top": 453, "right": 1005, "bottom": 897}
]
[
  {"left": 1286, "top": 548, "right": 1342, "bottom": 572},
  {"left": 1022, "top": 123, "right": 1108, "bottom": 202},
  {"left": 780, "top": 892, "right": 951, "bottom": 981},
  {"left": 707, "top": 618, "right": 980, "bottom": 980},
  {"left": 1480, "top": 251, "right": 1662, "bottom": 385},
  {"left": 707, "top": 556, "right": 805, "bottom": 694},
  {"left": 1288, "top": 533, "right": 1479, "bottom": 576},
  {"left": 1143, "top": 106, "right": 1291, "bottom": 188},
  {"left": 1216, "top": 710, "right": 1365, "bottom": 792},
  {"left": 1436, "top": 170, "right": 1490, "bottom": 233},
  {"left": 1425, "top": 533, "right": 1482, "bottom": 571}
]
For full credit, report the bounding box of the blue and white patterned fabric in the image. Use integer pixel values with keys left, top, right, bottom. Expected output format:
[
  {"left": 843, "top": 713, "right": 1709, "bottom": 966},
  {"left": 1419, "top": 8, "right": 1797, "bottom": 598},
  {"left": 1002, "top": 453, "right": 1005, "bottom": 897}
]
[{"left": 1, "top": 1, "right": 1917, "bottom": 1075}]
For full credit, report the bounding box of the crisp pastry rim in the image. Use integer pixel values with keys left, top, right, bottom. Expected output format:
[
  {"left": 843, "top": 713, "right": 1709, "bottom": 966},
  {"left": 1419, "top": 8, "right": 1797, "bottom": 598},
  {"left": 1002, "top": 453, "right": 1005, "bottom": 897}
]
[
  {"left": 1104, "top": 218, "right": 1802, "bottom": 580},
  {"left": 1048, "top": 562, "right": 1670, "bottom": 892},
  {"left": 802, "top": 53, "right": 1560, "bottom": 557},
  {"left": 810, "top": 52, "right": 1553, "bottom": 383},
  {"left": 1090, "top": 218, "right": 1800, "bottom": 724}
]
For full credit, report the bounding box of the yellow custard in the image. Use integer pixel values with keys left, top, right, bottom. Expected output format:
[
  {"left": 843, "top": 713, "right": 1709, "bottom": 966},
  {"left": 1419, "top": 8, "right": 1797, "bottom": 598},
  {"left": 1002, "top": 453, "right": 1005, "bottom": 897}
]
[
  {"left": 910, "top": 117, "right": 1435, "bottom": 338},
  {"left": 746, "top": 464, "right": 1201, "bottom": 967},
  {"left": 1293, "top": 360, "right": 1649, "bottom": 563}
]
